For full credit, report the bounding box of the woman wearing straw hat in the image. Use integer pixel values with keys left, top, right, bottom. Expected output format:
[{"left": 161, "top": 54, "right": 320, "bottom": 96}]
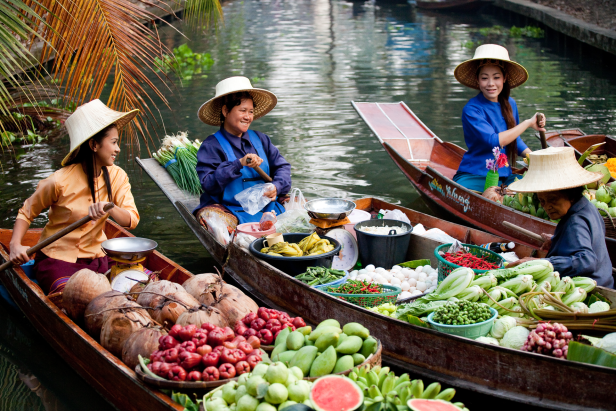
[
  {"left": 8, "top": 100, "right": 141, "bottom": 294},
  {"left": 507, "top": 147, "right": 613, "bottom": 288},
  {"left": 452, "top": 44, "right": 547, "bottom": 192},
  {"left": 193, "top": 76, "right": 291, "bottom": 226}
]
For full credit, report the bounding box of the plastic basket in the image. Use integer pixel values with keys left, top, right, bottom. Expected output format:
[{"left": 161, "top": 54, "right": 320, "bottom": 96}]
[
  {"left": 434, "top": 243, "right": 505, "bottom": 281},
  {"left": 427, "top": 307, "right": 498, "bottom": 339},
  {"left": 313, "top": 273, "right": 349, "bottom": 290},
  {"left": 324, "top": 284, "right": 401, "bottom": 308}
]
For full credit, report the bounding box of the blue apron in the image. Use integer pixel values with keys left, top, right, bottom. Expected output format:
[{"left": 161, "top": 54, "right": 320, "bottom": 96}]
[{"left": 214, "top": 130, "right": 285, "bottom": 224}]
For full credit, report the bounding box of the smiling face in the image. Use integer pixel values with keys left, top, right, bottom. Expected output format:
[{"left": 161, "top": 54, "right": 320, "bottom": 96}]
[
  {"left": 478, "top": 64, "right": 506, "bottom": 102},
  {"left": 90, "top": 127, "right": 120, "bottom": 167},
  {"left": 222, "top": 98, "right": 254, "bottom": 137},
  {"left": 537, "top": 191, "right": 572, "bottom": 220}
]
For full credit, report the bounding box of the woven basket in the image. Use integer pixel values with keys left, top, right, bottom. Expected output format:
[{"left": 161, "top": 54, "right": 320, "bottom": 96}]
[
  {"left": 434, "top": 243, "right": 505, "bottom": 281},
  {"left": 603, "top": 216, "right": 616, "bottom": 238},
  {"left": 324, "top": 284, "right": 401, "bottom": 308}
]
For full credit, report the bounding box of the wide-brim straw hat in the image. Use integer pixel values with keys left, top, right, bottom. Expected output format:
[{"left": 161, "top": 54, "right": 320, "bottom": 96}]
[
  {"left": 198, "top": 76, "right": 277, "bottom": 126},
  {"left": 61, "top": 99, "right": 138, "bottom": 166},
  {"left": 508, "top": 147, "right": 603, "bottom": 193},
  {"left": 454, "top": 44, "right": 528, "bottom": 90}
]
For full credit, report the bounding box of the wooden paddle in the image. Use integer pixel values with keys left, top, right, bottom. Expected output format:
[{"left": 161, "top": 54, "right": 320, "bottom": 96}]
[
  {"left": 0, "top": 203, "right": 115, "bottom": 272},
  {"left": 503, "top": 221, "right": 545, "bottom": 243},
  {"left": 537, "top": 113, "right": 547, "bottom": 149},
  {"left": 246, "top": 157, "right": 273, "bottom": 183}
]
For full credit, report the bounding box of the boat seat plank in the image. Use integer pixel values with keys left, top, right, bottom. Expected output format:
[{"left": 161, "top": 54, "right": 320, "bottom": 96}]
[
  {"left": 379, "top": 102, "right": 436, "bottom": 140},
  {"left": 353, "top": 102, "right": 407, "bottom": 142},
  {"left": 137, "top": 158, "right": 200, "bottom": 211}
]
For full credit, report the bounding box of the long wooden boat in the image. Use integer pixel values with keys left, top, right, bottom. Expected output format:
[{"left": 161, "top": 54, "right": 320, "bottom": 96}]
[
  {"left": 351, "top": 101, "right": 616, "bottom": 269},
  {"left": 0, "top": 222, "right": 191, "bottom": 411},
  {"left": 138, "top": 157, "right": 616, "bottom": 410},
  {"left": 415, "top": 0, "right": 490, "bottom": 11},
  {"left": 542, "top": 128, "right": 616, "bottom": 166}
]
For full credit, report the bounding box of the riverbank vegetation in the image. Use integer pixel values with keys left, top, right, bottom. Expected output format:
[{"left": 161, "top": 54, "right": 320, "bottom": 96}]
[{"left": 463, "top": 25, "right": 545, "bottom": 49}]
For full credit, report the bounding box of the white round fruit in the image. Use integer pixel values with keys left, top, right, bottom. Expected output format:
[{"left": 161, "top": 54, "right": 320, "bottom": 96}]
[
  {"left": 391, "top": 278, "right": 402, "bottom": 286},
  {"left": 416, "top": 266, "right": 423, "bottom": 273},
  {"left": 407, "top": 278, "right": 417, "bottom": 287},
  {"left": 401, "top": 281, "right": 410, "bottom": 291},
  {"left": 365, "top": 264, "right": 375, "bottom": 272},
  {"left": 416, "top": 281, "right": 427, "bottom": 292}
]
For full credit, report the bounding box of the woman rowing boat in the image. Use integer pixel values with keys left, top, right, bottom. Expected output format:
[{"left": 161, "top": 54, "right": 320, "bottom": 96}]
[
  {"left": 508, "top": 147, "right": 614, "bottom": 288},
  {"left": 9, "top": 100, "right": 140, "bottom": 294},
  {"left": 193, "top": 76, "right": 291, "bottom": 228},
  {"left": 452, "top": 44, "right": 546, "bottom": 192}
]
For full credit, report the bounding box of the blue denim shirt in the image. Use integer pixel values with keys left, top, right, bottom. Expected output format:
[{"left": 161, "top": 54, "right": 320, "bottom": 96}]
[
  {"left": 194, "top": 128, "right": 292, "bottom": 213},
  {"left": 457, "top": 93, "right": 529, "bottom": 177},
  {"left": 546, "top": 196, "right": 614, "bottom": 288}
]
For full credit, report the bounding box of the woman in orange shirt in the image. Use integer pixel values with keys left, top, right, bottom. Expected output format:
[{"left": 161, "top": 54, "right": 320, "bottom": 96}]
[{"left": 9, "top": 100, "right": 141, "bottom": 294}]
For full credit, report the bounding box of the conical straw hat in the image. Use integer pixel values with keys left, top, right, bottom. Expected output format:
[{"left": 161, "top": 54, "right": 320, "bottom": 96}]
[
  {"left": 62, "top": 99, "right": 138, "bottom": 166},
  {"left": 198, "top": 76, "right": 277, "bottom": 126},
  {"left": 508, "top": 147, "right": 603, "bottom": 193},
  {"left": 454, "top": 44, "right": 528, "bottom": 90}
]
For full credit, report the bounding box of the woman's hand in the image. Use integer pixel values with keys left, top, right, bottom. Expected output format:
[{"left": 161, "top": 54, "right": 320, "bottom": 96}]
[
  {"left": 527, "top": 113, "right": 546, "bottom": 132},
  {"left": 89, "top": 202, "right": 112, "bottom": 221},
  {"left": 264, "top": 185, "right": 277, "bottom": 200},
  {"left": 10, "top": 243, "right": 30, "bottom": 265},
  {"left": 240, "top": 154, "right": 263, "bottom": 168}
]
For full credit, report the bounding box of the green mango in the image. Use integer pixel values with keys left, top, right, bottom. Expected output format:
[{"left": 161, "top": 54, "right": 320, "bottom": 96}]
[
  {"left": 275, "top": 350, "right": 298, "bottom": 364},
  {"left": 333, "top": 355, "right": 355, "bottom": 374},
  {"left": 314, "top": 332, "right": 339, "bottom": 352},
  {"left": 352, "top": 353, "right": 366, "bottom": 366},
  {"left": 309, "top": 345, "right": 337, "bottom": 377},
  {"left": 275, "top": 328, "right": 292, "bottom": 346},
  {"left": 316, "top": 319, "right": 341, "bottom": 329},
  {"left": 360, "top": 337, "right": 378, "bottom": 357},
  {"left": 271, "top": 343, "right": 288, "bottom": 361},
  {"left": 335, "top": 335, "right": 363, "bottom": 354},
  {"left": 342, "top": 322, "right": 370, "bottom": 339},
  {"left": 288, "top": 346, "right": 318, "bottom": 377},
  {"left": 308, "top": 326, "right": 342, "bottom": 341},
  {"left": 296, "top": 326, "right": 312, "bottom": 336},
  {"left": 336, "top": 333, "right": 348, "bottom": 347},
  {"left": 286, "top": 331, "right": 305, "bottom": 351},
  {"left": 304, "top": 335, "right": 315, "bottom": 346}
]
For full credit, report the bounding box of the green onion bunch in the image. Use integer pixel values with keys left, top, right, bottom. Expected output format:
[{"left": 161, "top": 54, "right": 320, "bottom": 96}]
[
  {"left": 153, "top": 132, "right": 203, "bottom": 196},
  {"left": 432, "top": 301, "right": 493, "bottom": 325}
]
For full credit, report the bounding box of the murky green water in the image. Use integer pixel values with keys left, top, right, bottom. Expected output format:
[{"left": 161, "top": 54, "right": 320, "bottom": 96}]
[{"left": 1, "top": 0, "right": 616, "bottom": 408}]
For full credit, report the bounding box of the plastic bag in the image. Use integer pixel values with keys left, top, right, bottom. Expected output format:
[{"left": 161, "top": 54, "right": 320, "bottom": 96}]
[
  {"left": 275, "top": 209, "right": 315, "bottom": 233},
  {"left": 234, "top": 233, "right": 256, "bottom": 250},
  {"left": 260, "top": 211, "right": 277, "bottom": 231},
  {"left": 446, "top": 239, "right": 464, "bottom": 254},
  {"left": 286, "top": 188, "right": 306, "bottom": 211},
  {"left": 379, "top": 209, "right": 411, "bottom": 225},
  {"left": 234, "top": 183, "right": 275, "bottom": 215},
  {"left": 203, "top": 213, "right": 231, "bottom": 245},
  {"left": 422, "top": 228, "right": 457, "bottom": 244}
]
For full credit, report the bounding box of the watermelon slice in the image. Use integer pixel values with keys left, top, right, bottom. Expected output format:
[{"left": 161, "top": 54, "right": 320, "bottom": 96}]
[
  {"left": 408, "top": 399, "right": 461, "bottom": 411},
  {"left": 309, "top": 375, "right": 363, "bottom": 411}
]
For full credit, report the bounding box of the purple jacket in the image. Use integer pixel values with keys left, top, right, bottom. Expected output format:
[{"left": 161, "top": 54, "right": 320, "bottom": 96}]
[{"left": 194, "top": 128, "right": 292, "bottom": 213}]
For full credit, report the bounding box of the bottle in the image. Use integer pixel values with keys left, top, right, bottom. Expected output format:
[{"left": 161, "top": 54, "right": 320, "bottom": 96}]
[{"left": 480, "top": 242, "right": 515, "bottom": 253}]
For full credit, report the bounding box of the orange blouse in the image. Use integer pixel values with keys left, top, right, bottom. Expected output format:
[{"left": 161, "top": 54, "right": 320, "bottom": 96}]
[{"left": 17, "top": 164, "right": 140, "bottom": 263}]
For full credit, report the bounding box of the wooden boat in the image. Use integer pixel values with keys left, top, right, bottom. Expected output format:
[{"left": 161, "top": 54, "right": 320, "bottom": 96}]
[
  {"left": 415, "top": 0, "right": 491, "bottom": 11},
  {"left": 351, "top": 101, "right": 616, "bottom": 269},
  {"left": 0, "top": 222, "right": 191, "bottom": 411},
  {"left": 137, "top": 157, "right": 616, "bottom": 410},
  {"left": 542, "top": 129, "right": 616, "bottom": 167}
]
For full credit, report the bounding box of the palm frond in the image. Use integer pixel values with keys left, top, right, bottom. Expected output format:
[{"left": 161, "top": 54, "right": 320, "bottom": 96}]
[{"left": 184, "top": 0, "right": 223, "bottom": 30}]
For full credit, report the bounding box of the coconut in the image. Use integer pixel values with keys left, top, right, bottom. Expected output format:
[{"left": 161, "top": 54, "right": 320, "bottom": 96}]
[
  {"left": 121, "top": 326, "right": 166, "bottom": 371},
  {"left": 215, "top": 284, "right": 259, "bottom": 326},
  {"left": 182, "top": 273, "right": 220, "bottom": 305},
  {"left": 482, "top": 186, "right": 503, "bottom": 203},
  {"left": 176, "top": 305, "right": 227, "bottom": 328},
  {"left": 100, "top": 307, "right": 153, "bottom": 357},
  {"left": 84, "top": 291, "right": 130, "bottom": 338},
  {"left": 63, "top": 269, "right": 112, "bottom": 323},
  {"left": 149, "top": 289, "right": 199, "bottom": 328},
  {"left": 136, "top": 280, "right": 184, "bottom": 308}
]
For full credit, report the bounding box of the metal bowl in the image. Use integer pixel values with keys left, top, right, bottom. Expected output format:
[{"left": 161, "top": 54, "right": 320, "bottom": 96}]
[
  {"left": 101, "top": 237, "right": 158, "bottom": 261},
  {"left": 304, "top": 198, "right": 356, "bottom": 220}
]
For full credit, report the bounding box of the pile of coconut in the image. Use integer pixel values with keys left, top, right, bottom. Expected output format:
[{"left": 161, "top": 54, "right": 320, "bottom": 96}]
[{"left": 61, "top": 269, "right": 258, "bottom": 370}]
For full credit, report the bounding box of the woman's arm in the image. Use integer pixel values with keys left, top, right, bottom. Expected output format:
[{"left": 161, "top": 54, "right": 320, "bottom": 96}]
[
  {"left": 498, "top": 113, "right": 546, "bottom": 147},
  {"left": 9, "top": 219, "right": 31, "bottom": 265},
  {"left": 88, "top": 202, "right": 132, "bottom": 227}
]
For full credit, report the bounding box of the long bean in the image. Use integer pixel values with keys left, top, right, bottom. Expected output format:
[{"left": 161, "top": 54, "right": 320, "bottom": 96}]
[{"left": 295, "top": 266, "right": 346, "bottom": 286}]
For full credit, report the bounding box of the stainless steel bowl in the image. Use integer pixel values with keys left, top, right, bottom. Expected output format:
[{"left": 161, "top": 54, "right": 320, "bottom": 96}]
[
  {"left": 101, "top": 237, "right": 158, "bottom": 261},
  {"left": 304, "top": 198, "right": 356, "bottom": 220}
]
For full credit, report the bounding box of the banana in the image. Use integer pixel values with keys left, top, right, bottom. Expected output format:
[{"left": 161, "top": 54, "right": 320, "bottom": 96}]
[
  {"left": 371, "top": 396, "right": 384, "bottom": 403},
  {"left": 393, "top": 381, "right": 411, "bottom": 394},
  {"left": 435, "top": 388, "right": 456, "bottom": 402},
  {"left": 356, "top": 380, "right": 368, "bottom": 390},
  {"left": 394, "top": 374, "right": 410, "bottom": 388},
  {"left": 420, "top": 382, "right": 441, "bottom": 399},
  {"left": 348, "top": 371, "right": 358, "bottom": 381},
  {"left": 377, "top": 368, "right": 390, "bottom": 389},
  {"left": 399, "top": 386, "right": 412, "bottom": 403},
  {"left": 358, "top": 377, "right": 368, "bottom": 387},
  {"left": 366, "top": 371, "right": 379, "bottom": 387},
  {"left": 371, "top": 365, "right": 381, "bottom": 375},
  {"left": 410, "top": 379, "right": 423, "bottom": 399},
  {"left": 378, "top": 367, "right": 390, "bottom": 379},
  {"left": 381, "top": 374, "right": 395, "bottom": 396},
  {"left": 368, "top": 385, "right": 382, "bottom": 399},
  {"left": 358, "top": 365, "right": 369, "bottom": 379}
]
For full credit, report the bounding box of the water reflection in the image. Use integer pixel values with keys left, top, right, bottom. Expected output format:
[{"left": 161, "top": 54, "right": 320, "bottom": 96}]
[{"left": 0, "top": 0, "right": 616, "bottom": 408}]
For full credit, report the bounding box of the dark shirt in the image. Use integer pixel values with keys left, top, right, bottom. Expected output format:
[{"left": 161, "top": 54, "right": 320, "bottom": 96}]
[
  {"left": 194, "top": 128, "right": 292, "bottom": 212},
  {"left": 546, "top": 196, "right": 614, "bottom": 288}
]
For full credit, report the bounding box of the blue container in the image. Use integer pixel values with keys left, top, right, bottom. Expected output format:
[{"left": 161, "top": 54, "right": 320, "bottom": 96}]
[
  {"left": 0, "top": 260, "right": 37, "bottom": 310},
  {"left": 427, "top": 307, "right": 498, "bottom": 340},
  {"left": 313, "top": 273, "right": 349, "bottom": 290}
]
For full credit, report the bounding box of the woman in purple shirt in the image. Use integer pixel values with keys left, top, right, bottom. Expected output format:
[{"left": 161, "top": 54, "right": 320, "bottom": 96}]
[
  {"left": 194, "top": 77, "right": 292, "bottom": 228},
  {"left": 453, "top": 44, "right": 546, "bottom": 192}
]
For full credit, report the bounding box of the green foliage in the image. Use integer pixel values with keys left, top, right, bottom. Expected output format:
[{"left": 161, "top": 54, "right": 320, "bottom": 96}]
[
  {"left": 155, "top": 44, "right": 215, "bottom": 81},
  {"left": 510, "top": 26, "right": 545, "bottom": 39},
  {"left": 463, "top": 25, "right": 545, "bottom": 48}
]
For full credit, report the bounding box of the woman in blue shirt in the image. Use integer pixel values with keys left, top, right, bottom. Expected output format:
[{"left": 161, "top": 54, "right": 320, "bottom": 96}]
[
  {"left": 453, "top": 44, "right": 546, "bottom": 192},
  {"left": 194, "top": 77, "right": 292, "bottom": 227}
]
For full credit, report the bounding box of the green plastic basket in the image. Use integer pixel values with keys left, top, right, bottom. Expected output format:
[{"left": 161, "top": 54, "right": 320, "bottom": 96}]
[
  {"left": 434, "top": 243, "right": 505, "bottom": 282},
  {"left": 427, "top": 307, "right": 498, "bottom": 339},
  {"left": 323, "top": 284, "right": 401, "bottom": 308}
]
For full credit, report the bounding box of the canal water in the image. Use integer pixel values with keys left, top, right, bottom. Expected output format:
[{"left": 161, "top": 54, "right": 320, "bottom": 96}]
[{"left": 1, "top": 0, "right": 615, "bottom": 408}]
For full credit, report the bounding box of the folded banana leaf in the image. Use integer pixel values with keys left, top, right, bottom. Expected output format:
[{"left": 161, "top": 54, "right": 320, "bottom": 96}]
[{"left": 567, "top": 341, "right": 616, "bottom": 369}]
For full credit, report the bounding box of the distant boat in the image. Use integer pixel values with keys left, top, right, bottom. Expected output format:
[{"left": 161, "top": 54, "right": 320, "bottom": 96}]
[{"left": 415, "top": 0, "right": 491, "bottom": 11}]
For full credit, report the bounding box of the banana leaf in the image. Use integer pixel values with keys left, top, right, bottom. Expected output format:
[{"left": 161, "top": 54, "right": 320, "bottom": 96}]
[
  {"left": 399, "top": 259, "right": 431, "bottom": 269},
  {"left": 567, "top": 341, "right": 616, "bottom": 369}
]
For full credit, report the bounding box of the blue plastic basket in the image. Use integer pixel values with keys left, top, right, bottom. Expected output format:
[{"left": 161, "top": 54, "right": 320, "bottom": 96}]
[
  {"left": 313, "top": 273, "right": 349, "bottom": 290},
  {"left": 427, "top": 307, "right": 498, "bottom": 339}
]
